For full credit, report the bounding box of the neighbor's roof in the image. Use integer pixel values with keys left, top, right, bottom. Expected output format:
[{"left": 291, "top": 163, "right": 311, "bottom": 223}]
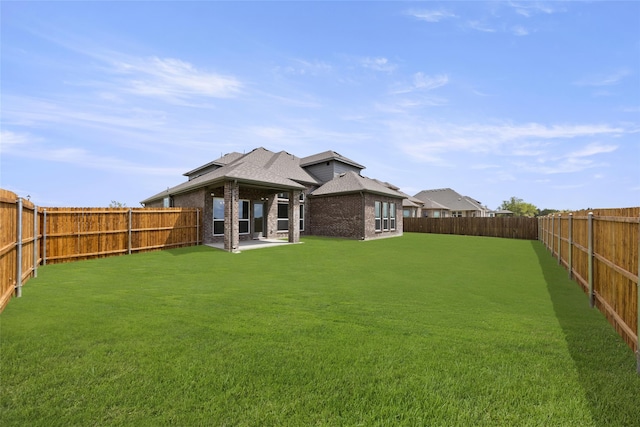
[
  {"left": 414, "top": 188, "right": 483, "bottom": 211},
  {"left": 310, "top": 171, "right": 405, "bottom": 198},
  {"left": 396, "top": 190, "right": 424, "bottom": 208},
  {"left": 142, "top": 147, "right": 319, "bottom": 204},
  {"left": 420, "top": 198, "right": 450, "bottom": 210},
  {"left": 300, "top": 150, "right": 365, "bottom": 169}
]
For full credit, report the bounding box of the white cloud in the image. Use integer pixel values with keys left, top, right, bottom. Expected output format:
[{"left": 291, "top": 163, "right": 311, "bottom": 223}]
[
  {"left": 391, "top": 73, "right": 449, "bottom": 95},
  {"left": 391, "top": 119, "right": 626, "bottom": 171},
  {"left": 112, "top": 56, "right": 242, "bottom": 100},
  {"left": 406, "top": 9, "right": 456, "bottom": 22},
  {"left": 512, "top": 25, "right": 529, "bottom": 36},
  {"left": 467, "top": 21, "right": 496, "bottom": 33},
  {"left": 276, "top": 58, "right": 333, "bottom": 76},
  {"left": 574, "top": 69, "right": 632, "bottom": 86},
  {"left": 0, "top": 130, "right": 36, "bottom": 153},
  {"left": 508, "top": 2, "right": 559, "bottom": 17},
  {"left": 565, "top": 142, "right": 618, "bottom": 159},
  {"left": 361, "top": 57, "right": 397, "bottom": 73}
]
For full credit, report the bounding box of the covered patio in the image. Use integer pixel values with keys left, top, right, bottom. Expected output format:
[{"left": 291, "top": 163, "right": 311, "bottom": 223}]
[{"left": 205, "top": 238, "right": 302, "bottom": 252}]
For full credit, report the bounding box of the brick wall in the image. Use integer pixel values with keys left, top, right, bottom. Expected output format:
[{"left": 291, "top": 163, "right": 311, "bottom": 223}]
[
  {"left": 309, "top": 193, "right": 403, "bottom": 240},
  {"left": 308, "top": 193, "right": 364, "bottom": 239}
]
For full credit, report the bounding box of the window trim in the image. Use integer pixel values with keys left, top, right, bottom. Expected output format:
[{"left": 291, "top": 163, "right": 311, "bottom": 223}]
[
  {"left": 390, "top": 202, "right": 396, "bottom": 230},
  {"left": 239, "top": 199, "right": 250, "bottom": 235},
  {"left": 213, "top": 197, "right": 225, "bottom": 236},
  {"left": 374, "top": 201, "right": 382, "bottom": 231}
]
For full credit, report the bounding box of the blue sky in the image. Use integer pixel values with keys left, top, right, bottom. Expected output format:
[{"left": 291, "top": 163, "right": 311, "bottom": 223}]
[{"left": 1, "top": 1, "right": 639, "bottom": 210}]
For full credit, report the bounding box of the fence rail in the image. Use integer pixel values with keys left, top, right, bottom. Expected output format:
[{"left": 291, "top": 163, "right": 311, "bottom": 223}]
[
  {"left": 539, "top": 208, "right": 639, "bottom": 373},
  {"left": 404, "top": 216, "right": 538, "bottom": 240},
  {"left": 1, "top": 189, "right": 201, "bottom": 311}
]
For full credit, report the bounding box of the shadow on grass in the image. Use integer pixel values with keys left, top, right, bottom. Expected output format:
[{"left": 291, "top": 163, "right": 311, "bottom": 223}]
[{"left": 530, "top": 241, "right": 639, "bottom": 426}]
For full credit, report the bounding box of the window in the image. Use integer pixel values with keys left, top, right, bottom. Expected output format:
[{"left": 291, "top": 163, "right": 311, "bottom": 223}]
[
  {"left": 452, "top": 211, "right": 462, "bottom": 218},
  {"left": 299, "top": 204, "right": 304, "bottom": 231},
  {"left": 277, "top": 201, "right": 289, "bottom": 231},
  {"left": 239, "top": 200, "right": 250, "bottom": 234},
  {"left": 433, "top": 211, "right": 441, "bottom": 218},
  {"left": 375, "top": 201, "right": 381, "bottom": 231},
  {"left": 163, "top": 196, "right": 174, "bottom": 208},
  {"left": 403, "top": 209, "right": 411, "bottom": 218},
  {"left": 382, "top": 202, "right": 389, "bottom": 231},
  {"left": 213, "top": 198, "right": 224, "bottom": 235},
  {"left": 390, "top": 202, "right": 396, "bottom": 230}
]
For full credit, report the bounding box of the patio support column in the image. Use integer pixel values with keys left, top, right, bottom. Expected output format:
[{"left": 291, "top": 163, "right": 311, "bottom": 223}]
[
  {"left": 288, "top": 190, "right": 300, "bottom": 243},
  {"left": 224, "top": 180, "right": 240, "bottom": 252}
]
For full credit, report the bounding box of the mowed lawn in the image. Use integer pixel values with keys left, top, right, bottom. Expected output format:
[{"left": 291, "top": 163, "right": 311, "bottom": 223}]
[{"left": 1, "top": 234, "right": 638, "bottom": 426}]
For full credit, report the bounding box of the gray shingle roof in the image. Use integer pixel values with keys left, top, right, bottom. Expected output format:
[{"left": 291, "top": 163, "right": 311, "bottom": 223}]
[
  {"left": 300, "top": 150, "right": 365, "bottom": 169},
  {"left": 182, "top": 152, "right": 244, "bottom": 177},
  {"left": 310, "top": 171, "right": 404, "bottom": 198},
  {"left": 142, "top": 147, "right": 318, "bottom": 204},
  {"left": 413, "top": 188, "right": 481, "bottom": 211}
]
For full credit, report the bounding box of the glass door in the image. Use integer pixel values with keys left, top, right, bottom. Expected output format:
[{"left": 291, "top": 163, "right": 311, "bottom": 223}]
[{"left": 253, "top": 202, "right": 264, "bottom": 239}]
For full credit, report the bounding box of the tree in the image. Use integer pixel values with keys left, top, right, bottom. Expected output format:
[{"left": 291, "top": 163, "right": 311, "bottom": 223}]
[
  {"left": 499, "top": 196, "right": 538, "bottom": 217},
  {"left": 109, "top": 201, "right": 126, "bottom": 208},
  {"left": 538, "top": 208, "right": 559, "bottom": 217}
]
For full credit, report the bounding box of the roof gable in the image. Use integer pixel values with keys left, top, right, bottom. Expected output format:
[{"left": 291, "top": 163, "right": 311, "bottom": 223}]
[
  {"left": 300, "top": 150, "right": 365, "bottom": 170},
  {"left": 311, "top": 171, "right": 404, "bottom": 198}
]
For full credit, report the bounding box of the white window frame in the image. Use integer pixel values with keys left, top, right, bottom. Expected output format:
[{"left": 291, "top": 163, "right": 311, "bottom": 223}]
[
  {"left": 382, "top": 202, "right": 389, "bottom": 231},
  {"left": 375, "top": 201, "right": 382, "bottom": 231},
  {"left": 277, "top": 193, "right": 289, "bottom": 232},
  {"left": 239, "top": 199, "right": 250, "bottom": 235},
  {"left": 390, "top": 202, "right": 396, "bottom": 230},
  {"left": 213, "top": 197, "right": 225, "bottom": 236}
]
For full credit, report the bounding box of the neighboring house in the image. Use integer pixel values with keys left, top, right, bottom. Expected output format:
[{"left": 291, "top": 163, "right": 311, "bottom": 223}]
[
  {"left": 487, "top": 209, "right": 514, "bottom": 217},
  {"left": 413, "top": 188, "right": 488, "bottom": 218},
  {"left": 399, "top": 191, "right": 425, "bottom": 218},
  {"left": 142, "top": 147, "right": 405, "bottom": 251}
]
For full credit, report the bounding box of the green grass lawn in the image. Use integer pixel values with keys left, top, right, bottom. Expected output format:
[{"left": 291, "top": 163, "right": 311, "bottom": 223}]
[{"left": 1, "top": 234, "right": 638, "bottom": 426}]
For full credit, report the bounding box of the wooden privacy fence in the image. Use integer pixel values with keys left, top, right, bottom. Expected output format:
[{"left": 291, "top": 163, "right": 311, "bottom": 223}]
[
  {"left": 539, "top": 208, "right": 639, "bottom": 373},
  {"left": 1, "top": 188, "right": 201, "bottom": 311},
  {"left": 404, "top": 217, "right": 538, "bottom": 240},
  {"left": 1, "top": 189, "right": 39, "bottom": 311},
  {"left": 41, "top": 207, "right": 200, "bottom": 264}
]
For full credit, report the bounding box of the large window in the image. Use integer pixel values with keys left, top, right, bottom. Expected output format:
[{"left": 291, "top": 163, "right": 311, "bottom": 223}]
[
  {"left": 299, "top": 204, "right": 304, "bottom": 231},
  {"left": 213, "top": 198, "right": 250, "bottom": 235},
  {"left": 452, "top": 211, "right": 463, "bottom": 218},
  {"left": 239, "top": 200, "right": 250, "bottom": 234},
  {"left": 213, "top": 197, "right": 224, "bottom": 235},
  {"left": 382, "top": 202, "right": 389, "bottom": 231},
  {"left": 277, "top": 198, "right": 289, "bottom": 231},
  {"left": 390, "top": 202, "right": 396, "bottom": 230},
  {"left": 375, "top": 201, "right": 382, "bottom": 231}
]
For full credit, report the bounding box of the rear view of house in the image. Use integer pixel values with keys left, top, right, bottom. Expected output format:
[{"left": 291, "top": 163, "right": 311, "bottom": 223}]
[{"left": 142, "top": 148, "right": 405, "bottom": 251}]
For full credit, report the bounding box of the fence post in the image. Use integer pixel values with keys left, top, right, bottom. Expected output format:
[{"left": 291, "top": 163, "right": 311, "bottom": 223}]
[
  {"left": 568, "top": 213, "right": 573, "bottom": 280},
  {"left": 588, "top": 212, "right": 594, "bottom": 308},
  {"left": 42, "top": 209, "right": 47, "bottom": 265},
  {"left": 128, "top": 209, "right": 132, "bottom": 255},
  {"left": 15, "top": 198, "right": 23, "bottom": 298},
  {"left": 557, "top": 214, "right": 562, "bottom": 265},
  {"left": 636, "top": 217, "right": 640, "bottom": 374},
  {"left": 33, "top": 206, "right": 38, "bottom": 278}
]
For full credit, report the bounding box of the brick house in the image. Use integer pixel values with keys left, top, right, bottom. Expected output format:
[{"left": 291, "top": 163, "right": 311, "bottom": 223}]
[
  {"left": 141, "top": 147, "right": 405, "bottom": 251},
  {"left": 413, "top": 188, "right": 488, "bottom": 218}
]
